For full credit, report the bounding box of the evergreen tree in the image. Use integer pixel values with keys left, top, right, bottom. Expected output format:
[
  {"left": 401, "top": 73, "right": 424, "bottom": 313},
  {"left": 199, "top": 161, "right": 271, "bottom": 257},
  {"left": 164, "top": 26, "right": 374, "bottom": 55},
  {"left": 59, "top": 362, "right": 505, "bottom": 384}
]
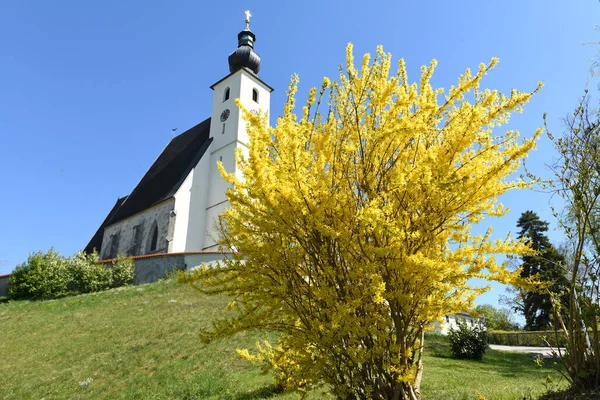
[{"left": 516, "top": 211, "right": 567, "bottom": 331}]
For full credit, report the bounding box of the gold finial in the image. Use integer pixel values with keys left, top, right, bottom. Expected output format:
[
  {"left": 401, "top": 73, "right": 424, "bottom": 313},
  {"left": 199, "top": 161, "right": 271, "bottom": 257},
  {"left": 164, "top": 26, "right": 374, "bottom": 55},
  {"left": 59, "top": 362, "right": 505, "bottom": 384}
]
[{"left": 245, "top": 10, "right": 251, "bottom": 28}]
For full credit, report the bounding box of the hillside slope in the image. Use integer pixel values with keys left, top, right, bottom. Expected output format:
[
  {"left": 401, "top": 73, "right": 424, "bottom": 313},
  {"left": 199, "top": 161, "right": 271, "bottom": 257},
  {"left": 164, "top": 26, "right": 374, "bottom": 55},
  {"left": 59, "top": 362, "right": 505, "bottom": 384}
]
[
  {"left": 0, "top": 278, "right": 563, "bottom": 399},
  {"left": 0, "top": 279, "right": 308, "bottom": 399}
]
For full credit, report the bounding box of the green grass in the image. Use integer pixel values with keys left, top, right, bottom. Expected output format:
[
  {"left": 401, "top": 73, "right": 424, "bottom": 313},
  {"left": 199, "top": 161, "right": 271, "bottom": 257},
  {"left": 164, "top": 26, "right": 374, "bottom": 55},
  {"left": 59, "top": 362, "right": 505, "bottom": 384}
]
[
  {"left": 0, "top": 279, "right": 566, "bottom": 399},
  {"left": 422, "top": 334, "right": 566, "bottom": 399}
]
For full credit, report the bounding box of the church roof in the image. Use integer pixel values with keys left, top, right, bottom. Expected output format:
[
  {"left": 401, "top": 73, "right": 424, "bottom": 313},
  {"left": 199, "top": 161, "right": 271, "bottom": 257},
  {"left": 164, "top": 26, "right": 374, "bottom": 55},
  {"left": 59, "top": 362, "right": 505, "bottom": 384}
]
[
  {"left": 84, "top": 195, "right": 128, "bottom": 254},
  {"left": 210, "top": 66, "right": 274, "bottom": 92},
  {"left": 84, "top": 117, "right": 213, "bottom": 253},
  {"left": 108, "top": 117, "right": 213, "bottom": 224}
]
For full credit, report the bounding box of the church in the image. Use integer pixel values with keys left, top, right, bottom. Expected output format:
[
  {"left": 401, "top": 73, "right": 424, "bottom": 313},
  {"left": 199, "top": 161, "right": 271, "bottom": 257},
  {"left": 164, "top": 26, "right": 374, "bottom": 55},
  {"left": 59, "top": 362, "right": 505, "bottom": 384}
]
[{"left": 85, "top": 12, "right": 272, "bottom": 261}]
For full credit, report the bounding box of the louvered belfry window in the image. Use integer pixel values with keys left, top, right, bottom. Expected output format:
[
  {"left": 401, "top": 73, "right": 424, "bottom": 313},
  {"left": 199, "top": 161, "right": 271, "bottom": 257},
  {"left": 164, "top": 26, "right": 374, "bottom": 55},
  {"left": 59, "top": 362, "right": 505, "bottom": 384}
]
[{"left": 223, "top": 87, "right": 230, "bottom": 102}]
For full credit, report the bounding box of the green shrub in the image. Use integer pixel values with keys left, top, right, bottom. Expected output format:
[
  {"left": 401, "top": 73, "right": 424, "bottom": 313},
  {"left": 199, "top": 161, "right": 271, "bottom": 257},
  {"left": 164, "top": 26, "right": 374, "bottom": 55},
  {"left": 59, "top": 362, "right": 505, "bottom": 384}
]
[
  {"left": 110, "top": 256, "right": 134, "bottom": 287},
  {"left": 487, "top": 330, "right": 567, "bottom": 347},
  {"left": 68, "top": 251, "right": 113, "bottom": 293},
  {"left": 448, "top": 320, "right": 488, "bottom": 360},
  {"left": 8, "top": 249, "right": 135, "bottom": 300},
  {"left": 9, "top": 248, "right": 70, "bottom": 300}
]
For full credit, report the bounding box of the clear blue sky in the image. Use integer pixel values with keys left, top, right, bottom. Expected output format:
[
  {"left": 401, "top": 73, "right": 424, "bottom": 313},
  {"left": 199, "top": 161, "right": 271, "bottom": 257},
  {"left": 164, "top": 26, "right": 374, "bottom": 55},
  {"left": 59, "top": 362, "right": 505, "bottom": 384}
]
[{"left": 0, "top": 1, "right": 598, "bottom": 311}]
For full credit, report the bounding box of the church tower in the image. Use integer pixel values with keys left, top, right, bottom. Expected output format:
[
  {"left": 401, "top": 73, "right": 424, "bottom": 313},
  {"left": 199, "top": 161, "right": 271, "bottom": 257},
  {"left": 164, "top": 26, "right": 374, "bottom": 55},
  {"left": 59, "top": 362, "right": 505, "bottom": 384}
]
[
  {"left": 203, "top": 11, "right": 273, "bottom": 249},
  {"left": 85, "top": 12, "right": 274, "bottom": 259}
]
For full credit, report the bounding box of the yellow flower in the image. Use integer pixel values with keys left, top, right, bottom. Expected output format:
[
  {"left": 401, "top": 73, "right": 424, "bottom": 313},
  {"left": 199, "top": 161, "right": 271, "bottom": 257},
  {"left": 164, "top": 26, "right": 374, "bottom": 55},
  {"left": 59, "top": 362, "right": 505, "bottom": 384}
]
[{"left": 185, "top": 43, "right": 541, "bottom": 397}]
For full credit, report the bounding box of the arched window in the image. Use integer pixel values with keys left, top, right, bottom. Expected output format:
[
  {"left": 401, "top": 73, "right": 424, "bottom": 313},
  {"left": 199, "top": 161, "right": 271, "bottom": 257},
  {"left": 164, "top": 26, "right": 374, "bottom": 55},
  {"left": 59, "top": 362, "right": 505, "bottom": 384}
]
[
  {"left": 131, "top": 223, "right": 143, "bottom": 255},
  {"left": 148, "top": 222, "right": 159, "bottom": 252},
  {"left": 252, "top": 88, "right": 259, "bottom": 103},
  {"left": 107, "top": 231, "right": 120, "bottom": 259},
  {"left": 223, "top": 87, "right": 230, "bottom": 102}
]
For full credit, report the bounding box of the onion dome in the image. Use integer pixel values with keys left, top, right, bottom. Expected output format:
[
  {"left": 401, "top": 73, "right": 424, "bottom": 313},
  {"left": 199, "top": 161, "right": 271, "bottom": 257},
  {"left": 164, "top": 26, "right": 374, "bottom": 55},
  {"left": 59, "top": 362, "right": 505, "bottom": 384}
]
[{"left": 228, "top": 12, "right": 261, "bottom": 74}]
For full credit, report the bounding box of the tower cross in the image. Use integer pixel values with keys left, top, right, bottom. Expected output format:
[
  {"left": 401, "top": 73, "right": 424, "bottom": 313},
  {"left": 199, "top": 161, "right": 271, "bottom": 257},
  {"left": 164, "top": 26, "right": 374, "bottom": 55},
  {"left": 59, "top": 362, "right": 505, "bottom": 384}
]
[{"left": 245, "top": 10, "right": 251, "bottom": 23}]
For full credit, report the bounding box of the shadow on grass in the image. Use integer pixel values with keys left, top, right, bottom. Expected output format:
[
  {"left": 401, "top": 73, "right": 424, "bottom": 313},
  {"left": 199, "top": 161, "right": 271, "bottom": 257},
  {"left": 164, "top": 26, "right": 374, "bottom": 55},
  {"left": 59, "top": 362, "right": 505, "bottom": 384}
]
[
  {"left": 424, "top": 333, "right": 563, "bottom": 378},
  {"left": 234, "top": 384, "right": 284, "bottom": 400}
]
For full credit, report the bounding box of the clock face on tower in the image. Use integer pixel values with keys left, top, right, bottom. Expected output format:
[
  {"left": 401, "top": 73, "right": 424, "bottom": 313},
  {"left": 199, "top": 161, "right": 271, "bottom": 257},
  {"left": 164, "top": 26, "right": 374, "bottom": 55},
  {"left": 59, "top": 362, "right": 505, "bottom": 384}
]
[{"left": 220, "top": 109, "right": 230, "bottom": 122}]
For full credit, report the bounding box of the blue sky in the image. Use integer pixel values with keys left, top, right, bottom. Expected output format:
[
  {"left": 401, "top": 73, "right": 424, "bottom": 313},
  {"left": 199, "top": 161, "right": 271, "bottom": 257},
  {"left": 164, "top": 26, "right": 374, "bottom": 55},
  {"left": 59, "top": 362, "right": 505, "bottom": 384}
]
[{"left": 0, "top": 1, "right": 598, "bottom": 311}]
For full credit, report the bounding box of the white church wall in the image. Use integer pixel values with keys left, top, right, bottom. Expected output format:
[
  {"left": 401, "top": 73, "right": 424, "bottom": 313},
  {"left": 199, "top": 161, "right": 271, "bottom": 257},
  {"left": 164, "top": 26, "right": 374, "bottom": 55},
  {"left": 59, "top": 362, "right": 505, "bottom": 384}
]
[
  {"left": 184, "top": 252, "right": 234, "bottom": 270},
  {"left": 206, "top": 143, "right": 237, "bottom": 207},
  {"left": 170, "top": 170, "right": 194, "bottom": 253},
  {"left": 204, "top": 70, "right": 263, "bottom": 251},
  {"left": 208, "top": 69, "right": 270, "bottom": 170},
  {"left": 210, "top": 71, "right": 243, "bottom": 152},
  {"left": 236, "top": 71, "right": 271, "bottom": 145},
  {"left": 182, "top": 144, "right": 212, "bottom": 252},
  {"left": 196, "top": 43, "right": 273, "bottom": 252},
  {"left": 204, "top": 200, "right": 228, "bottom": 250},
  {"left": 100, "top": 199, "right": 175, "bottom": 259}
]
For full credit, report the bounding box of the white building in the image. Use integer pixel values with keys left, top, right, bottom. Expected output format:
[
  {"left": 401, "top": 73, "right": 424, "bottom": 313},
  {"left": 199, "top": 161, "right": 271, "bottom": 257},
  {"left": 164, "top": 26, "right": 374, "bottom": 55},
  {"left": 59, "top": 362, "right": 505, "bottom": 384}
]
[
  {"left": 430, "top": 312, "right": 486, "bottom": 335},
  {"left": 85, "top": 14, "right": 272, "bottom": 260}
]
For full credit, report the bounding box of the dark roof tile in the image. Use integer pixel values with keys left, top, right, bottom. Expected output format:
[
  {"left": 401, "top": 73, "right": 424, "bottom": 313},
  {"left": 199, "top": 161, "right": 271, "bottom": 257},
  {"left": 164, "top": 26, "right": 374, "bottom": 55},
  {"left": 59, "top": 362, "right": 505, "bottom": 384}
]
[
  {"left": 108, "top": 118, "right": 212, "bottom": 224},
  {"left": 84, "top": 196, "right": 128, "bottom": 254}
]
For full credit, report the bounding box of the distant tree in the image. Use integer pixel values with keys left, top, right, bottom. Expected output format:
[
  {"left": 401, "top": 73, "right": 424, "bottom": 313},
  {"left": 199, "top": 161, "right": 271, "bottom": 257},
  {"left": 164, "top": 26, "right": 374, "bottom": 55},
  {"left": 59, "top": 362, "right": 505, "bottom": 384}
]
[
  {"left": 515, "top": 211, "right": 568, "bottom": 331},
  {"left": 547, "top": 91, "right": 600, "bottom": 391},
  {"left": 474, "top": 304, "right": 520, "bottom": 331}
]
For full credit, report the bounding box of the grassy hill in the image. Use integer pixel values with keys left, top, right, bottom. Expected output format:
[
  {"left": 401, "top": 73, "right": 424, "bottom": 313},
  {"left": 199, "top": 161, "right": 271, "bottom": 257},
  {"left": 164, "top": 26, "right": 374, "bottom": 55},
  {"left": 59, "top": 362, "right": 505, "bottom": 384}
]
[{"left": 0, "top": 278, "right": 565, "bottom": 399}]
